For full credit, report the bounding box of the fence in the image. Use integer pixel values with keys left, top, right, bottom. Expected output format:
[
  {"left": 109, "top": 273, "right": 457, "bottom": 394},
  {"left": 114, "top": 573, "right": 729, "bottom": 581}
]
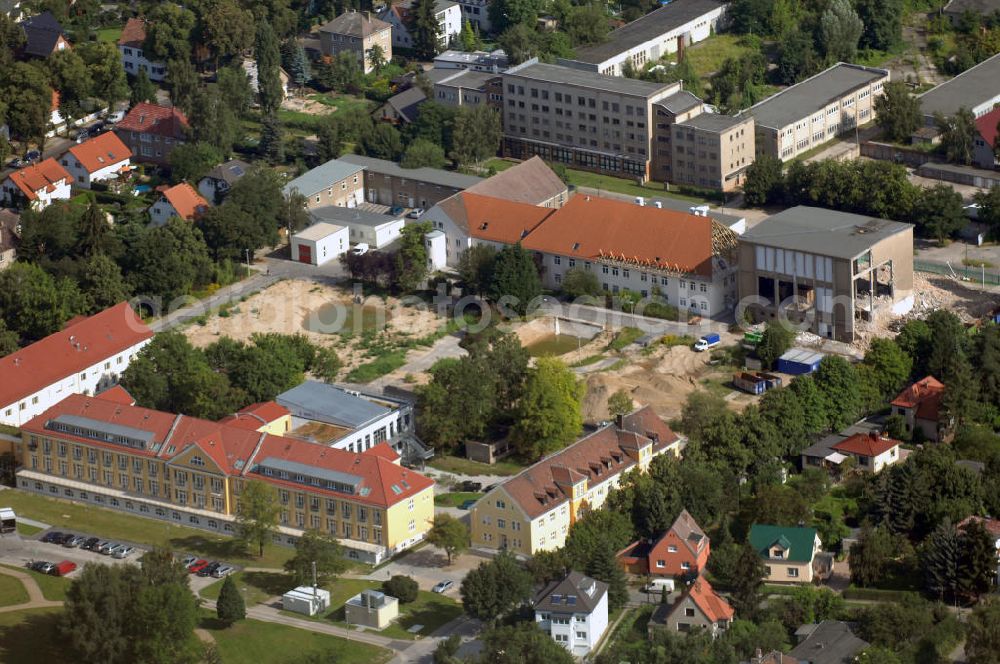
[{"left": 913, "top": 259, "right": 1000, "bottom": 286}]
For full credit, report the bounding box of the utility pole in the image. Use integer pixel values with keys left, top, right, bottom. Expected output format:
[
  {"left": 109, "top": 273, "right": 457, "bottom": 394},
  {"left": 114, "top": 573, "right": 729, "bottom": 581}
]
[{"left": 244, "top": 248, "right": 251, "bottom": 278}]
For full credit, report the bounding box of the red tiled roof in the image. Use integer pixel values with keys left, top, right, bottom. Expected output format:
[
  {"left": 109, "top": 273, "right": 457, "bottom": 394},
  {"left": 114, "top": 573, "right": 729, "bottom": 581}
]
[
  {"left": 975, "top": 107, "right": 1000, "bottom": 149},
  {"left": 520, "top": 195, "right": 719, "bottom": 278},
  {"left": 116, "top": 103, "right": 189, "bottom": 139},
  {"left": 219, "top": 402, "right": 291, "bottom": 431},
  {"left": 5, "top": 158, "right": 70, "bottom": 201},
  {"left": 832, "top": 432, "right": 900, "bottom": 457},
  {"left": 0, "top": 303, "right": 153, "bottom": 408},
  {"left": 661, "top": 509, "right": 707, "bottom": 557},
  {"left": 957, "top": 515, "right": 1000, "bottom": 539},
  {"left": 366, "top": 442, "right": 400, "bottom": 462},
  {"left": 891, "top": 376, "right": 945, "bottom": 421},
  {"left": 96, "top": 385, "right": 136, "bottom": 406},
  {"left": 67, "top": 132, "right": 132, "bottom": 174},
  {"left": 22, "top": 392, "right": 434, "bottom": 509},
  {"left": 160, "top": 183, "right": 209, "bottom": 220},
  {"left": 686, "top": 578, "right": 733, "bottom": 623},
  {"left": 118, "top": 17, "right": 147, "bottom": 48},
  {"left": 438, "top": 193, "right": 554, "bottom": 244}
]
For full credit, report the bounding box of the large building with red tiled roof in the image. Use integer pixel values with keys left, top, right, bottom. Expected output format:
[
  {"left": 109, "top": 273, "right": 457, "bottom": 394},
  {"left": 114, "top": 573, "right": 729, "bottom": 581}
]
[
  {"left": 114, "top": 103, "right": 189, "bottom": 165},
  {"left": 60, "top": 132, "right": 133, "bottom": 189},
  {"left": 16, "top": 390, "right": 435, "bottom": 563},
  {"left": 0, "top": 302, "right": 153, "bottom": 428},
  {"left": 149, "top": 183, "right": 209, "bottom": 225},
  {"left": 117, "top": 17, "right": 166, "bottom": 81},
  {"left": 891, "top": 375, "right": 951, "bottom": 442},
  {"left": 649, "top": 577, "right": 733, "bottom": 638},
  {"left": 471, "top": 406, "right": 683, "bottom": 556},
  {"left": 1, "top": 158, "right": 71, "bottom": 210}
]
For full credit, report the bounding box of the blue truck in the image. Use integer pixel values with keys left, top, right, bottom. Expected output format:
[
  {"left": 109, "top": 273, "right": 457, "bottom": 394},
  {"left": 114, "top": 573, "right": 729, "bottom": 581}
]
[{"left": 693, "top": 332, "right": 721, "bottom": 352}]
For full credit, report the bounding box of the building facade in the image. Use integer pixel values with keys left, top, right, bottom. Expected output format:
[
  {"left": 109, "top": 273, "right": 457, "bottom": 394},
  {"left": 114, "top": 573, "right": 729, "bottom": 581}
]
[
  {"left": 338, "top": 154, "right": 483, "bottom": 208},
  {"left": 114, "top": 103, "right": 189, "bottom": 166},
  {"left": 60, "top": 132, "right": 132, "bottom": 189},
  {"left": 433, "top": 70, "right": 503, "bottom": 109},
  {"left": 749, "top": 525, "right": 822, "bottom": 584},
  {"left": 890, "top": 376, "right": 951, "bottom": 441},
  {"left": 318, "top": 11, "right": 393, "bottom": 74},
  {"left": 648, "top": 578, "right": 733, "bottom": 638},
  {"left": 148, "top": 183, "right": 209, "bottom": 225},
  {"left": 290, "top": 222, "right": 349, "bottom": 266},
  {"left": 118, "top": 17, "right": 166, "bottom": 82},
  {"left": 534, "top": 572, "right": 609, "bottom": 657},
  {"left": 1, "top": 158, "right": 71, "bottom": 210},
  {"left": 380, "top": 0, "right": 461, "bottom": 51},
  {"left": 284, "top": 159, "right": 365, "bottom": 210},
  {"left": 919, "top": 52, "right": 1000, "bottom": 124},
  {"left": 668, "top": 113, "right": 754, "bottom": 191}
]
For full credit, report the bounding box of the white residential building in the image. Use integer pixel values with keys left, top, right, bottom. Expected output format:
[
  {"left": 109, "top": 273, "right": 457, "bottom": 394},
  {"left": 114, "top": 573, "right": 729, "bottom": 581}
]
[
  {"left": 308, "top": 206, "right": 405, "bottom": 249},
  {"left": 117, "top": 17, "right": 166, "bottom": 82},
  {"left": 1, "top": 158, "right": 71, "bottom": 211},
  {"left": 148, "top": 183, "right": 209, "bottom": 226},
  {"left": 60, "top": 132, "right": 132, "bottom": 188},
  {"left": 534, "top": 572, "right": 609, "bottom": 657},
  {"left": 381, "top": 0, "right": 461, "bottom": 51}
]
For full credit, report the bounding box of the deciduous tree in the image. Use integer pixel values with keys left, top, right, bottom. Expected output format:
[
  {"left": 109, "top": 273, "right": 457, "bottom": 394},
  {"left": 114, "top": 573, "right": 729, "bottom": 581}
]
[
  {"left": 402, "top": 138, "right": 447, "bottom": 169},
  {"left": 489, "top": 243, "right": 540, "bottom": 315},
  {"left": 875, "top": 81, "right": 921, "bottom": 143},
  {"left": 512, "top": 357, "right": 583, "bottom": 460},
  {"left": 607, "top": 389, "right": 633, "bottom": 419},
  {"left": 819, "top": 0, "right": 864, "bottom": 62},
  {"left": 284, "top": 529, "right": 348, "bottom": 585},
  {"left": 427, "top": 514, "right": 469, "bottom": 564},
  {"left": 236, "top": 480, "right": 281, "bottom": 557},
  {"left": 756, "top": 321, "right": 794, "bottom": 369},
  {"left": 460, "top": 551, "right": 533, "bottom": 624},
  {"left": 966, "top": 598, "right": 1000, "bottom": 664},
  {"left": 936, "top": 107, "right": 978, "bottom": 166},
  {"left": 451, "top": 105, "right": 501, "bottom": 168},
  {"left": 383, "top": 575, "right": 419, "bottom": 603}
]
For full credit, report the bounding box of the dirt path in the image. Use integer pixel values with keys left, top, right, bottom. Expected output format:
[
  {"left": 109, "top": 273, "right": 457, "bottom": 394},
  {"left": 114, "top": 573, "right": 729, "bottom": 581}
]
[{"left": 0, "top": 566, "right": 63, "bottom": 613}]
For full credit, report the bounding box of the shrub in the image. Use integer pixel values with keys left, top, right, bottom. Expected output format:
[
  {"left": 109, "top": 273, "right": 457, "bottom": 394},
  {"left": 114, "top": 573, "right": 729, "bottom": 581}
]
[{"left": 383, "top": 575, "right": 419, "bottom": 603}]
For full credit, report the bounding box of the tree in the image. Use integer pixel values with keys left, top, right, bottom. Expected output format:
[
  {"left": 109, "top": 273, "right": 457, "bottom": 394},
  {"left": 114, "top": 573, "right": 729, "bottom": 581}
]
[
  {"left": 131, "top": 68, "right": 157, "bottom": 106},
  {"left": 314, "top": 116, "right": 344, "bottom": 163},
  {"left": 451, "top": 106, "right": 501, "bottom": 168},
  {"left": 936, "top": 108, "right": 978, "bottom": 166},
  {"left": 402, "top": 138, "right": 447, "bottom": 169},
  {"left": 77, "top": 39, "right": 129, "bottom": 105},
  {"left": 741, "top": 153, "right": 784, "bottom": 207},
  {"left": 80, "top": 253, "right": 131, "bottom": 313},
  {"left": 849, "top": 523, "right": 897, "bottom": 587},
  {"left": 875, "top": 81, "right": 921, "bottom": 143},
  {"left": 143, "top": 3, "right": 196, "bottom": 62},
  {"left": 217, "top": 64, "right": 254, "bottom": 118},
  {"left": 565, "top": 4, "right": 609, "bottom": 46},
  {"left": 410, "top": 0, "right": 442, "bottom": 59},
  {"left": 282, "top": 41, "right": 311, "bottom": 88},
  {"left": 168, "top": 142, "right": 223, "bottom": 184},
  {"left": 512, "top": 357, "right": 583, "bottom": 460},
  {"left": 48, "top": 49, "right": 93, "bottom": 123},
  {"left": 383, "top": 575, "right": 419, "bottom": 603},
  {"left": 166, "top": 56, "right": 199, "bottom": 115},
  {"left": 862, "top": 338, "right": 912, "bottom": 399},
  {"left": 488, "top": 0, "right": 542, "bottom": 33},
  {"left": 776, "top": 27, "right": 819, "bottom": 85},
  {"left": 427, "top": 514, "right": 469, "bottom": 564},
  {"left": 459, "top": 19, "right": 481, "bottom": 51},
  {"left": 480, "top": 623, "right": 575, "bottom": 664},
  {"left": 188, "top": 85, "right": 240, "bottom": 155},
  {"left": 819, "top": 0, "right": 864, "bottom": 62},
  {"left": 457, "top": 245, "right": 496, "bottom": 295},
  {"left": 255, "top": 22, "right": 283, "bottom": 114},
  {"left": 921, "top": 518, "right": 961, "bottom": 602},
  {"left": 756, "top": 321, "right": 794, "bottom": 369},
  {"left": 259, "top": 112, "right": 285, "bottom": 164},
  {"left": 561, "top": 267, "right": 601, "bottom": 298},
  {"left": 731, "top": 542, "right": 765, "bottom": 617},
  {"left": 959, "top": 519, "right": 998, "bottom": 601},
  {"left": 127, "top": 217, "right": 213, "bottom": 303},
  {"left": 460, "top": 550, "right": 533, "bottom": 624},
  {"left": 974, "top": 185, "right": 1000, "bottom": 240},
  {"left": 357, "top": 122, "right": 403, "bottom": 160},
  {"left": 585, "top": 541, "right": 629, "bottom": 609},
  {"left": 0, "top": 319, "right": 19, "bottom": 357},
  {"left": 815, "top": 355, "right": 862, "bottom": 431},
  {"left": 913, "top": 184, "right": 965, "bottom": 244},
  {"left": 201, "top": 0, "right": 254, "bottom": 64},
  {"left": 216, "top": 575, "right": 246, "bottom": 626},
  {"left": 966, "top": 598, "right": 1000, "bottom": 664},
  {"left": 497, "top": 22, "right": 541, "bottom": 66},
  {"left": 283, "top": 528, "right": 348, "bottom": 585},
  {"left": 393, "top": 221, "right": 431, "bottom": 291},
  {"left": 0, "top": 262, "right": 83, "bottom": 343},
  {"left": 856, "top": 0, "right": 902, "bottom": 51},
  {"left": 1, "top": 62, "right": 52, "bottom": 142},
  {"left": 236, "top": 480, "right": 280, "bottom": 557},
  {"left": 490, "top": 243, "right": 541, "bottom": 315},
  {"left": 608, "top": 389, "right": 633, "bottom": 419}
]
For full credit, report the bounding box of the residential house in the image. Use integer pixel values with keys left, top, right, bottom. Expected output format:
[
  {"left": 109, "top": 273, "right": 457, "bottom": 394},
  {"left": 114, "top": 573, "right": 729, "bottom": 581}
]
[
  {"left": 0, "top": 302, "right": 153, "bottom": 427},
  {"left": 380, "top": 0, "right": 461, "bottom": 51},
  {"left": 558, "top": 0, "right": 725, "bottom": 77},
  {"left": 463, "top": 156, "right": 569, "bottom": 207},
  {"left": 148, "top": 183, "right": 209, "bottom": 225},
  {"left": 800, "top": 420, "right": 882, "bottom": 473},
  {"left": 973, "top": 106, "right": 999, "bottom": 170},
  {"left": 16, "top": 390, "right": 436, "bottom": 563},
  {"left": 647, "top": 578, "right": 733, "bottom": 638},
  {"left": 789, "top": 622, "right": 869, "bottom": 664},
  {"left": 434, "top": 49, "right": 509, "bottom": 72},
  {"left": 534, "top": 571, "right": 609, "bottom": 657},
  {"left": 18, "top": 12, "right": 69, "bottom": 58},
  {"left": 373, "top": 86, "right": 428, "bottom": 125},
  {"left": 452, "top": 0, "right": 491, "bottom": 32},
  {"left": 338, "top": 154, "right": 482, "bottom": 208},
  {"left": 308, "top": 205, "right": 405, "bottom": 249},
  {"left": 114, "top": 103, "right": 189, "bottom": 166},
  {"left": 117, "top": 17, "right": 166, "bottom": 82},
  {"left": 831, "top": 432, "right": 902, "bottom": 473},
  {"left": 942, "top": 0, "right": 1000, "bottom": 24},
  {"left": 433, "top": 70, "right": 502, "bottom": 109},
  {"left": 471, "top": 407, "right": 683, "bottom": 555},
  {"left": 284, "top": 159, "right": 365, "bottom": 210},
  {"left": 1, "top": 158, "right": 71, "bottom": 210},
  {"left": 748, "top": 524, "right": 823, "bottom": 584},
  {"left": 891, "top": 376, "right": 951, "bottom": 441},
  {"left": 0, "top": 208, "right": 20, "bottom": 270},
  {"left": 618, "top": 509, "right": 709, "bottom": 579},
  {"left": 747, "top": 63, "right": 889, "bottom": 161},
  {"left": 60, "top": 132, "right": 133, "bottom": 189},
  {"left": 318, "top": 10, "right": 392, "bottom": 75},
  {"left": 737, "top": 206, "right": 915, "bottom": 343},
  {"left": 197, "top": 159, "right": 251, "bottom": 204},
  {"left": 957, "top": 516, "right": 1000, "bottom": 585},
  {"left": 919, "top": 52, "right": 1000, "bottom": 124}
]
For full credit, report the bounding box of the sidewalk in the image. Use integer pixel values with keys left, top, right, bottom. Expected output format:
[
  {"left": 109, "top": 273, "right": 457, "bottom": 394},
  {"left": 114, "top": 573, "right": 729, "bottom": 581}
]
[{"left": 0, "top": 566, "right": 63, "bottom": 614}]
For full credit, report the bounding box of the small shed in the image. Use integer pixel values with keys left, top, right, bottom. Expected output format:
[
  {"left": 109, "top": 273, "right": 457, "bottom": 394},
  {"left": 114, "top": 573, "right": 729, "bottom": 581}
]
[
  {"left": 282, "top": 586, "right": 331, "bottom": 616},
  {"left": 291, "top": 222, "right": 349, "bottom": 266},
  {"left": 344, "top": 589, "right": 399, "bottom": 630},
  {"left": 0, "top": 507, "right": 15, "bottom": 534},
  {"left": 777, "top": 348, "right": 825, "bottom": 375}
]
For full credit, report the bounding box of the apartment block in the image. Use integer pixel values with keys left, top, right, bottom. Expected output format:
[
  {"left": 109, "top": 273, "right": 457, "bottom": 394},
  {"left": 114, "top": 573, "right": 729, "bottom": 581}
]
[
  {"left": 668, "top": 113, "right": 754, "bottom": 192},
  {"left": 747, "top": 63, "right": 889, "bottom": 161},
  {"left": 380, "top": 0, "right": 461, "bottom": 51},
  {"left": 433, "top": 70, "right": 503, "bottom": 109},
  {"left": 501, "top": 60, "right": 681, "bottom": 180},
  {"left": 283, "top": 159, "right": 365, "bottom": 210},
  {"left": 918, "top": 52, "right": 1000, "bottom": 124},
  {"left": 318, "top": 10, "right": 392, "bottom": 74}
]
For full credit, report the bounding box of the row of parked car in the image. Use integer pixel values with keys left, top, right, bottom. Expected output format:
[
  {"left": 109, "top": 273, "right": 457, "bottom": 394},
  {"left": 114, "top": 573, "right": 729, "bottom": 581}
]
[
  {"left": 180, "top": 555, "right": 234, "bottom": 578},
  {"left": 39, "top": 531, "right": 136, "bottom": 559},
  {"left": 26, "top": 559, "right": 77, "bottom": 576}
]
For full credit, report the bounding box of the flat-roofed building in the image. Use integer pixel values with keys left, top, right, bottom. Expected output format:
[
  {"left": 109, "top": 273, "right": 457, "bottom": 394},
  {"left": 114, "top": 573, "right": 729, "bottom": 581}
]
[
  {"left": 434, "top": 49, "right": 509, "bottom": 72},
  {"left": 559, "top": 0, "right": 725, "bottom": 77},
  {"left": 918, "top": 52, "right": 1000, "bottom": 124},
  {"left": 501, "top": 60, "right": 681, "bottom": 180},
  {"left": 433, "top": 70, "right": 502, "bottom": 109},
  {"left": 747, "top": 63, "right": 889, "bottom": 161},
  {"left": 737, "top": 206, "right": 914, "bottom": 343},
  {"left": 309, "top": 205, "right": 405, "bottom": 249},
  {"left": 669, "top": 112, "right": 755, "bottom": 192}
]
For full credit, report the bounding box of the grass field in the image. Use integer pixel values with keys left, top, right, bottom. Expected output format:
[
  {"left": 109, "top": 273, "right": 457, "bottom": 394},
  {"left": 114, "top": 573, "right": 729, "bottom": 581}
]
[
  {"left": 15, "top": 522, "right": 42, "bottom": 536},
  {"left": 0, "top": 575, "right": 29, "bottom": 607},
  {"left": 682, "top": 34, "right": 758, "bottom": 80},
  {"left": 433, "top": 492, "right": 483, "bottom": 507},
  {"left": 607, "top": 327, "right": 644, "bottom": 351},
  {"left": 0, "top": 491, "right": 293, "bottom": 569},
  {"left": 96, "top": 27, "right": 122, "bottom": 43},
  {"left": 0, "top": 608, "right": 64, "bottom": 663},
  {"left": 0, "top": 565, "right": 71, "bottom": 602},
  {"left": 200, "top": 570, "right": 290, "bottom": 606},
  {"left": 427, "top": 454, "right": 523, "bottom": 477}
]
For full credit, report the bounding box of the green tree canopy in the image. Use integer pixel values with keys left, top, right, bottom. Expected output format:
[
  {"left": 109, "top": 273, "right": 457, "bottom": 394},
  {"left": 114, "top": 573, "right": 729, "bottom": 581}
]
[
  {"left": 284, "top": 529, "right": 348, "bottom": 585},
  {"left": 875, "top": 80, "right": 920, "bottom": 143},
  {"left": 489, "top": 243, "right": 541, "bottom": 315},
  {"left": 512, "top": 357, "right": 583, "bottom": 460},
  {"left": 216, "top": 574, "right": 246, "bottom": 626},
  {"left": 236, "top": 479, "right": 281, "bottom": 557},
  {"left": 427, "top": 513, "right": 469, "bottom": 564},
  {"left": 460, "top": 550, "right": 533, "bottom": 624}
]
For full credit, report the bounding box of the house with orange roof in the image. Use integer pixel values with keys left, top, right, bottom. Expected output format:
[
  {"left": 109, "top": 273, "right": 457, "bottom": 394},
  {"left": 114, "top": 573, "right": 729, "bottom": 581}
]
[
  {"left": 0, "top": 302, "right": 153, "bottom": 427},
  {"left": 618, "top": 509, "right": 710, "bottom": 579},
  {"left": 117, "top": 17, "right": 166, "bottom": 81},
  {"left": 149, "top": 183, "right": 209, "bottom": 225},
  {"left": 60, "top": 132, "right": 132, "bottom": 188},
  {"left": 114, "top": 102, "right": 189, "bottom": 165},
  {"left": 16, "top": 390, "right": 436, "bottom": 563},
  {"left": 891, "top": 376, "right": 952, "bottom": 441},
  {"left": 471, "top": 406, "right": 683, "bottom": 556},
  {"left": 1, "top": 158, "right": 71, "bottom": 210},
  {"left": 831, "top": 431, "right": 901, "bottom": 473},
  {"left": 648, "top": 578, "right": 733, "bottom": 638}
]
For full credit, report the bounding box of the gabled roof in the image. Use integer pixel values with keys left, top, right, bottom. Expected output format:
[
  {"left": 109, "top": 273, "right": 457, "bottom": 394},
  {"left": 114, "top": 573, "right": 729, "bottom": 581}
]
[
  {"left": 4, "top": 158, "right": 70, "bottom": 201},
  {"left": 202, "top": 159, "right": 251, "bottom": 186},
  {"left": 219, "top": 401, "right": 291, "bottom": 430},
  {"left": 534, "top": 571, "right": 608, "bottom": 614},
  {"left": 67, "top": 132, "right": 132, "bottom": 174},
  {"left": 118, "top": 16, "right": 147, "bottom": 48},
  {"left": 283, "top": 159, "right": 364, "bottom": 198},
  {"left": 19, "top": 11, "right": 67, "bottom": 57},
  {"left": 464, "top": 157, "right": 568, "bottom": 207},
  {"left": 366, "top": 442, "right": 400, "bottom": 462},
  {"left": 437, "top": 193, "right": 555, "bottom": 244},
  {"left": 891, "top": 375, "right": 945, "bottom": 421},
  {"left": 749, "top": 524, "right": 819, "bottom": 563},
  {"left": 116, "top": 103, "right": 189, "bottom": 139},
  {"left": 159, "top": 183, "right": 209, "bottom": 220},
  {"left": 788, "top": 621, "right": 869, "bottom": 664},
  {"left": 96, "top": 385, "right": 136, "bottom": 406},
  {"left": 318, "top": 10, "right": 391, "bottom": 37},
  {"left": 520, "top": 194, "right": 720, "bottom": 278},
  {"left": 957, "top": 515, "right": 1000, "bottom": 539},
  {"left": 0, "top": 302, "right": 153, "bottom": 408},
  {"left": 832, "top": 432, "right": 900, "bottom": 457},
  {"left": 677, "top": 578, "right": 733, "bottom": 623},
  {"left": 975, "top": 107, "right": 1000, "bottom": 148},
  {"left": 659, "top": 509, "right": 706, "bottom": 556},
  {"left": 383, "top": 87, "right": 427, "bottom": 123}
]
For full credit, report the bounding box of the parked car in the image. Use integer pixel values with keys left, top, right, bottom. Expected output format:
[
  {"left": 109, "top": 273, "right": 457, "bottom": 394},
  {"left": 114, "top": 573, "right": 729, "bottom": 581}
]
[
  {"left": 432, "top": 580, "right": 454, "bottom": 593},
  {"left": 40, "top": 531, "right": 64, "bottom": 544},
  {"left": 460, "top": 481, "right": 482, "bottom": 492},
  {"left": 75, "top": 130, "right": 89, "bottom": 144},
  {"left": 643, "top": 578, "right": 675, "bottom": 594},
  {"left": 106, "top": 109, "right": 125, "bottom": 123},
  {"left": 97, "top": 541, "right": 119, "bottom": 555},
  {"left": 459, "top": 499, "right": 477, "bottom": 510},
  {"left": 188, "top": 559, "right": 210, "bottom": 574},
  {"left": 8, "top": 157, "right": 24, "bottom": 168},
  {"left": 56, "top": 533, "right": 77, "bottom": 546},
  {"left": 28, "top": 561, "right": 55, "bottom": 574},
  {"left": 112, "top": 545, "right": 135, "bottom": 559},
  {"left": 407, "top": 208, "right": 424, "bottom": 219},
  {"left": 52, "top": 560, "right": 78, "bottom": 576},
  {"left": 390, "top": 205, "right": 404, "bottom": 215},
  {"left": 181, "top": 555, "right": 198, "bottom": 568},
  {"left": 198, "top": 562, "right": 221, "bottom": 577},
  {"left": 351, "top": 243, "right": 369, "bottom": 256},
  {"left": 64, "top": 535, "right": 87, "bottom": 548},
  {"left": 81, "top": 537, "right": 100, "bottom": 550},
  {"left": 212, "top": 565, "right": 234, "bottom": 578},
  {"left": 24, "top": 150, "right": 40, "bottom": 164}
]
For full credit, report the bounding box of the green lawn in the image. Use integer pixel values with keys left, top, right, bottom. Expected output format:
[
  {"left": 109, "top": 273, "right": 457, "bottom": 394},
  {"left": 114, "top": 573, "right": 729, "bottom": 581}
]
[
  {"left": 427, "top": 454, "right": 523, "bottom": 477},
  {"left": 200, "top": 570, "right": 291, "bottom": 606},
  {"left": 681, "top": 34, "right": 758, "bottom": 79},
  {"left": 0, "top": 609, "right": 65, "bottom": 663},
  {"left": 0, "top": 575, "right": 29, "bottom": 607},
  {"left": 200, "top": 612, "right": 392, "bottom": 664},
  {"left": 0, "top": 565, "right": 71, "bottom": 602},
  {"left": 433, "top": 492, "right": 483, "bottom": 507},
  {"left": 15, "top": 522, "right": 42, "bottom": 536},
  {"left": 308, "top": 94, "right": 374, "bottom": 116},
  {"left": 0, "top": 490, "right": 293, "bottom": 569},
  {"left": 607, "top": 327, "right": 644, "bottom": 351},
  {"left": 96, "top": 27, "right": 122, "bottom": 43}
]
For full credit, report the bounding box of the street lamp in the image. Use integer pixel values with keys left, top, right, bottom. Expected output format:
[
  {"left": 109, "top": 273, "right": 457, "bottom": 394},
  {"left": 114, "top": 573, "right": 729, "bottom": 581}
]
[{"left": 244, "top": 249, "right": 251, "bottom": 278}]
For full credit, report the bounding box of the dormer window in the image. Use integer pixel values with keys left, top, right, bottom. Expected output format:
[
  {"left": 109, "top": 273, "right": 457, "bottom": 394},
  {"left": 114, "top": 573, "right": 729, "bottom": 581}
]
[{"left": 772, "top": 548, "right": 784, "bottom": 559}]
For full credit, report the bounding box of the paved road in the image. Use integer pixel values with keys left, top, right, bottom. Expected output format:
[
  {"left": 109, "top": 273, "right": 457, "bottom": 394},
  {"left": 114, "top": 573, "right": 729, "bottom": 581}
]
[{"left": 0, "top": 136, "right": 74, "bottom": 182}]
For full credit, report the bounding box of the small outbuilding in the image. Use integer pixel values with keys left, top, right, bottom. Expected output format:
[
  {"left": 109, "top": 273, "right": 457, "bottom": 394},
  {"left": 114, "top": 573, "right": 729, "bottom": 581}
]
[
  {"left": 0, "top": 507, "right": 16, "bottom": 534},
  {"left": 344, "top": 589, "right": 399, "bottom": 630},
  {"left": 776, "top": 348, "right": 824, "bottom": 375},
  {"left": 291, "top": 222, "right": 349, "bottom": 266},
  {"left": 282, "top": 586, "right": 331, "bottom": 616}
]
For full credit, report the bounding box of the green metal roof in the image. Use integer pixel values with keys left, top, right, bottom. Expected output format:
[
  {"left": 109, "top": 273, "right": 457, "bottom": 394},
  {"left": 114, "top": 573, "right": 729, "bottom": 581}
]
[{"left": 749, "top": 524, "right": 818, "bottom": 563}]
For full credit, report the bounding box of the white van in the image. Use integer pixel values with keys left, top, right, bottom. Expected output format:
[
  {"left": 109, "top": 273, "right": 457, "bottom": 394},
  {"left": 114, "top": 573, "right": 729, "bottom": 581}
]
[{"left": 643, "top": 578, "right": 675, "bottom": 593}]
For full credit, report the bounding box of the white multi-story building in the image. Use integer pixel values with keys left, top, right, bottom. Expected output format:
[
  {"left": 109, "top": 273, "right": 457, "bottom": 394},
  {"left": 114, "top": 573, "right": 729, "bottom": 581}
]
[
  {"left": 1, "top": 158, "right": 71, "bottom": 211},
  {"left": 534, "top": 572, "right": 609, "bottom": 657},
  {"left": 60, "top": 132, "right": 132, "bottom": 189},
  {"left": 0, "top": 303, "right": 154, "bottom": 427},
  {"left": 380, "top": 0, "right": 461, "bottom": 51},
  {"left": 117, "top": 17, "right": 166, "bottom": 82}
]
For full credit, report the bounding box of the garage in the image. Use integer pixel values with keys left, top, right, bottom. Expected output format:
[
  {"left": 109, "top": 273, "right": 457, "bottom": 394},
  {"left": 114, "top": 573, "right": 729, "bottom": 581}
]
[{"left": 291, "top": 223, "right": 349, "bottom": 266}]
